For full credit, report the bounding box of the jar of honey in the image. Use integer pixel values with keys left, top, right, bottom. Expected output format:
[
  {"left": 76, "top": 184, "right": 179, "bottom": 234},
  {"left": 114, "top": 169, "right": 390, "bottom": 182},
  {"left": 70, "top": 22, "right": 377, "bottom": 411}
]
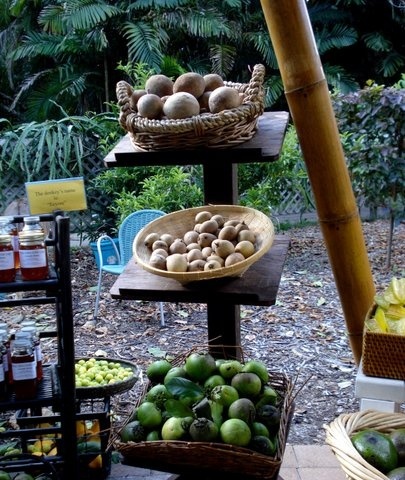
[
  {"left": 11, "top": 336, "right": 37, "bottom": 400},
  {"left": 0, "top": 232, "right": 16, "bottom": 283},
  {"left": 18, "top": 231, "right": 48, "bottom": 281}
]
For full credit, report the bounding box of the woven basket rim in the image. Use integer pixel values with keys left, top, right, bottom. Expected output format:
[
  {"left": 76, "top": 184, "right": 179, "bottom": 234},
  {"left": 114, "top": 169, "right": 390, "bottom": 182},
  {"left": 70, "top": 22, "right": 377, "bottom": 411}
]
[
  {"left": 116, "top": 64, "right": 265, "bottom": 151},
  {"left": 132, "top": 204, "right": 275, "bottom": 284},
  {"left": 111, "top": 344, "right": 294, "bottom": 479},
  {"left": 75, "top": 357, "right": 139, "bottom": 399},
  {"left": 325, "top": 409, "right": 405, "bottom": 480}
]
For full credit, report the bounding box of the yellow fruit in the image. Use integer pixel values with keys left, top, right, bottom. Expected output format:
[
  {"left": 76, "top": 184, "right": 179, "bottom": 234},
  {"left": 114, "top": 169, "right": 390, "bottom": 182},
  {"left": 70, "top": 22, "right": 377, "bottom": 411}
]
[{"left": 88, "top": 454, "right": 103, "bottom": 469}]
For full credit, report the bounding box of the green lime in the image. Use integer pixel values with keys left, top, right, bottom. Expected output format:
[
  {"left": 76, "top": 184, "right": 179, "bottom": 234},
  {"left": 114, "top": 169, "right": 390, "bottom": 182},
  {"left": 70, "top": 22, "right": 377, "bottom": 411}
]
[
  {"left": 184, "top": 352, "right": 217, "bottom": 382},
  {"left": 242, "top": 360, "right": 269, "bottom": 384},
  {"left": 146, "top": 359, "right": 173, "bottom": 383},
  {"left": 220, "top": 418, "right": 251, "bottom": 447},
  {"left": 137, "top": 401, "right": 162, "bottom": 428}
]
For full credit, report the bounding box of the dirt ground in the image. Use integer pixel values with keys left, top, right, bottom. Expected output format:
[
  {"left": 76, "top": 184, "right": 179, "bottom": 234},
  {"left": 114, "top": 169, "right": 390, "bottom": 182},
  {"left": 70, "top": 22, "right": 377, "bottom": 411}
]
[{"left": 3, "top": 218, "right": 404, "bottom": 446}]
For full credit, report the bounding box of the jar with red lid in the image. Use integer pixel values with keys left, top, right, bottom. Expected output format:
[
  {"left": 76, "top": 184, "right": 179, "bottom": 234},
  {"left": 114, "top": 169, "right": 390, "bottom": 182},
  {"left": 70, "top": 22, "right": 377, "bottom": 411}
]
[
  {"left": 0, "top": 232, "right": 16, "bottom": 283},
  {"left": 18, "top": 231, "right": 48, "bottom": 281}
]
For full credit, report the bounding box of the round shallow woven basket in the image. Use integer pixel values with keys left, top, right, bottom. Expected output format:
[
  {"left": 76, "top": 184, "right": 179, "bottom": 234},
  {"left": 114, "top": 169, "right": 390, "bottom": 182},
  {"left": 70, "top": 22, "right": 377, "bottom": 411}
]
[
  {"left": 324, "top": 409, "right": 405, "bottom": 480},
  {"left": 75, "top": 357, "right": 139, "bottom": 399},
  {"left": 132, "top": 205, "right": 275, "bottom": 285},
  {"left": 116, "top": 64, "right": 265, "bottom": 151}
]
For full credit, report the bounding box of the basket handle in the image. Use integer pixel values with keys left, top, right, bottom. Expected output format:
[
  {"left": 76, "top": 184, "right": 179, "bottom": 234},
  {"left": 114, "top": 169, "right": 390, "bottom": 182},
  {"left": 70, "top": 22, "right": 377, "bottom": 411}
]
[
  {"left": 116, "top": 80, "right": 134, "bottom": 130},
  {"left": 243, "top": 64, "right": 266, "bottom": 104}
]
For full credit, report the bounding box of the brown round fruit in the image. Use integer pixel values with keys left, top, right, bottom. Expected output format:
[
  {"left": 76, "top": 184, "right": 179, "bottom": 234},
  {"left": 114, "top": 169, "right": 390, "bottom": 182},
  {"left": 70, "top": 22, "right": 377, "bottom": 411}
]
[
  {"left": 208, "top": 86, "right": 242, "bottom": 114},
  {"left": 163, "top": 92, "right": 200, "bottom": 119},
  {"left": 145, "top": 74, "right": 174, "bottom": 97},
  {"left": 137, "top": 94, "right": 163, "bottom": 119},
  {"left": 173, "top": 72, "right": 206, "bottom": 99},
  {"left": 203, "top": 73, "right": 224, "bottom": 91},
  {"left": 130, "top": 89, "right": 146, "bottom": 111}
]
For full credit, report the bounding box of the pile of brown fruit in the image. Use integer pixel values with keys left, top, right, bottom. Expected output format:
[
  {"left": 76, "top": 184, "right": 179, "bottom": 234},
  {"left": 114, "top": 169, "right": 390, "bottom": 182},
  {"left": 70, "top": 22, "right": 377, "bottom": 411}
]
[
  {"left": 130, "top": 72, "right": 243, "bottom": 120},
  {"left": 144, "top": 210, "right": 257, "bottom": 273}
]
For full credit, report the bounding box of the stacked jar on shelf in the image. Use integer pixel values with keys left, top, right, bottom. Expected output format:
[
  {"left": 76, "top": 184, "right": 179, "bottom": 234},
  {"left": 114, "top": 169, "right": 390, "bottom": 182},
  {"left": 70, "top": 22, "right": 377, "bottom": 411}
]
[
  {"left": 0, "top": 216, "right": 48, "bottom": 401},
  {"left": 0, "top": 320, "right": 43, "bottom": 400}
]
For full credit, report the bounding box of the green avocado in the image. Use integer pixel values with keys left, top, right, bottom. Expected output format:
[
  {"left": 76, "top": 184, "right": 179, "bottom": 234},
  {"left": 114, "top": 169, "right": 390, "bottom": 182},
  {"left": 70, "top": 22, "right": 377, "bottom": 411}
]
[
  {"left": 387, "top": 466, "right": 405, "bottom": 480},
  {"left": 352, "top": 429, "right": 398, "bottom": 473}
]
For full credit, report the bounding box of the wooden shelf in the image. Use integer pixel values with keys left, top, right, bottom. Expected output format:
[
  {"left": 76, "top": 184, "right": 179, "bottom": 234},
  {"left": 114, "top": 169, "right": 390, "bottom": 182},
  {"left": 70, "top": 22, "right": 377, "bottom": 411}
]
[
  {"left": 106, "top": 111, "right": 290, "bottom": 357},
  {"left": 104, "top": 111, "right": 289, "bottom": 167}
]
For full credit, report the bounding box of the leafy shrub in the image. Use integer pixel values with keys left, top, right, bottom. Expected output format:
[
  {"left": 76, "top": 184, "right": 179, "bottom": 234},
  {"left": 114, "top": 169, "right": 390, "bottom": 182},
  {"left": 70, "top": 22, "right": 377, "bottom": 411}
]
[
  {"left": 333, "top": 82, "right": 405, "bottom": 220},
  {"left": 239, "top": 125, "right": 311, "bottom": 215},
  {"left": 109, "top": 167, "right": 203, "bottom": 224}
]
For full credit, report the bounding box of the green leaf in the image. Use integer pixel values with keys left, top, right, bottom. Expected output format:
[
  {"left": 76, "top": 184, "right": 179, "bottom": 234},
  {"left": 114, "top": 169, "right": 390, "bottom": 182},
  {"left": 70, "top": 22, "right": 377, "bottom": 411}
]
[
  {"left": 164, "top": 398, "right": 193, "bottom": 418},
  {"left": 165, "top": 377, "right": 204, "bottom": 402}
]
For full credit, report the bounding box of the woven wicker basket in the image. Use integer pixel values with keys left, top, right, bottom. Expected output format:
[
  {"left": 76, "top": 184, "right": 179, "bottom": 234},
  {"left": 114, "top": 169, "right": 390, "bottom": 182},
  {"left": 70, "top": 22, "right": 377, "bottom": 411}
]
[
  {"left": 362, "top": 304, "right": 405, "bottom": 380},
  {"left": 116, "top": 64, "right": 265, "bottom": 151},
  {"left": 114, "top": 345, "right": 294, "bottom": 479},
  {"left": 325, "top": 409, "right": 405, "bottom": 480},
  {"left": 132, "top": 205, "right": 275, "bottom": 285}
]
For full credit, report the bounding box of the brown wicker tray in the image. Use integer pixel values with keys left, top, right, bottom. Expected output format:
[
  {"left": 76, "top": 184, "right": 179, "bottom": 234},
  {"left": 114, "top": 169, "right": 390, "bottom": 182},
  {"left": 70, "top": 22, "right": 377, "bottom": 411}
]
[
  {"left": 116, "top": 64, "right": 265, "bottom": 151},
  {"left": 325, "top": 409, "right": 405, "bottom": 480},
  {"left": 132, "top": 204, "right": 275, "bottom": 285},
  {"left": 115, "top": 367, "right": 294, "bottom": 479},
  {"left": 362, "top": 304, "right": 405, "bottom": 380}
]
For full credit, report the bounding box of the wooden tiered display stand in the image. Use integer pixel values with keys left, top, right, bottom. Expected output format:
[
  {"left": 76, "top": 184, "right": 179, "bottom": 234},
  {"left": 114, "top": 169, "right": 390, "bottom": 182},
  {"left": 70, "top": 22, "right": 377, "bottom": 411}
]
[{"left": 106, "top": 111, "right": 290, "bottom": 479}]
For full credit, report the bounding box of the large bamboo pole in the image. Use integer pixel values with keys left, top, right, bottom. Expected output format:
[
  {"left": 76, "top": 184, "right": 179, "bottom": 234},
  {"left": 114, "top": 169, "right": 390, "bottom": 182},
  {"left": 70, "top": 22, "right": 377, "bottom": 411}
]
[{"left": 260, "top": 0, "right": 376, "bottom": 364}]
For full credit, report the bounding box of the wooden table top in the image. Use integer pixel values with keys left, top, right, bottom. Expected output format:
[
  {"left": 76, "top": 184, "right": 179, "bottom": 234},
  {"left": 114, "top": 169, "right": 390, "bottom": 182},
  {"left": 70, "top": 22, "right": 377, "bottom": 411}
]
[{"left": 110, "top": 235, "right": 290, "bottom": 306}]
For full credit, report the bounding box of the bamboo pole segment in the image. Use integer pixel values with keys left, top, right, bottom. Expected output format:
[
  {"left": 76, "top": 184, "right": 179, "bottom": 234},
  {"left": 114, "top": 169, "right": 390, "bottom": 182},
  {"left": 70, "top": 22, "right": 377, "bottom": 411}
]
[{"left": 260, "top": 0, "right": 376, "bottom": 364}]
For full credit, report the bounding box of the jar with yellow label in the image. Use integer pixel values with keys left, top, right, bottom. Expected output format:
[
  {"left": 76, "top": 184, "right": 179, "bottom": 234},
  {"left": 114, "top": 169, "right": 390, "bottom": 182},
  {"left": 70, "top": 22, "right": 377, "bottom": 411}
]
[
  {"left": 18, "top": 231, "right": 49, "bottom": 281},
  {"left": 0, "top": 232, "right": 16, "bottom": 282}
]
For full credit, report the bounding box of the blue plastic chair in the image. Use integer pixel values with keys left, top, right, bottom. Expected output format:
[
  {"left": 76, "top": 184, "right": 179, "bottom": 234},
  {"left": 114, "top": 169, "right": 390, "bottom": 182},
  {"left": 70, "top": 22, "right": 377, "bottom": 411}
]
[{"left": 93, "top": 209, "right": 166, "bottom": 325}]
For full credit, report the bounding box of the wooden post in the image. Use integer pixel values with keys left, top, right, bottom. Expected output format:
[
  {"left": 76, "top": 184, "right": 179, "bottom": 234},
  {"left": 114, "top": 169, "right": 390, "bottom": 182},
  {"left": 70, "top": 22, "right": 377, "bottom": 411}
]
[{"left": 259, "top": 0, "right": 376, "bottom": 364}]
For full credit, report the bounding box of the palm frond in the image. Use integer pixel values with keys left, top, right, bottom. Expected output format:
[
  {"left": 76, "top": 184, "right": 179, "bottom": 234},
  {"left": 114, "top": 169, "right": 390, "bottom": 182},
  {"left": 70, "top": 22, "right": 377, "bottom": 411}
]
[
  {"left": 163, "top": 9, "right": 231, "bottom": 38},
  {"left": 209, "top": 44, "right": 236, "bottom": 77},
  {"left": 263, "top": 76, "right": 285, "bottom": 108},
  {"left": 38, "top": 4, "right": 65, "bottom": 34},
  {"left": 323, "top": 63, "right": 359, "bottom": 93},
  {"left": 63, "top": 0, "right": 122, "bottom": 31},
  {"left": 123, "top": 21, "right": 164, "bottom": 71},
  {"left": 160, "top": 56, "right": 187, "bottom": 78},
  {"left": 245, "top": 31, "right": 277, "bottom": 68},
  {"left": 316, "top": 24, "right": 357, "bottom": 54},
  {"left": 11, "top": 32, "right": 66, "bottom": 60},
  {"left": 131, "top": 0, "right": 189, "bottom": 9},
  {"left": 379, "top": 52, "right": 405, "bottom": 78},
  {"left": 362, "top": 32, "right": 392, "bottom": 52}
]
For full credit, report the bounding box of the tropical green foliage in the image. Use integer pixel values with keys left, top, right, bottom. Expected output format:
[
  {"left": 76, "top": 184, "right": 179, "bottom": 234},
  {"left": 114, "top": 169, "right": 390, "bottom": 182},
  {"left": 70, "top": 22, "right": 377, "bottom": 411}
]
[
  {"left": 239, "top": 126, "right": 312, "bottom": 216},
  {"left": 333, "top": 82, "right": 405, "bottom": 219},
  {"left": 1, "top": 0, "right": 403, "bottom": 122},
  {"left": 109, "top": 167, "right": 204, "bottom": 224}
]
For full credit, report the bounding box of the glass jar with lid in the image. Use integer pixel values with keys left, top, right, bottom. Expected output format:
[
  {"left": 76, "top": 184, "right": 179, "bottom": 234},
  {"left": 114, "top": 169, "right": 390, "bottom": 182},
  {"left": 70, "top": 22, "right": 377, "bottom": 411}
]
[
  {"left": 22, "top": 216, "right": 43, "bottom": 233},
  {"left": 11, "top": 335, "right": 37, "bottom": 400},
  {"left": 0, "top": 221, "right": 16, "bottom": 282},
  {"left": 0, "top": 216, "right": 19, "bottom": 269},
  {"left": 18, "top": 229, "right": 48, "bottom": 281}
]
